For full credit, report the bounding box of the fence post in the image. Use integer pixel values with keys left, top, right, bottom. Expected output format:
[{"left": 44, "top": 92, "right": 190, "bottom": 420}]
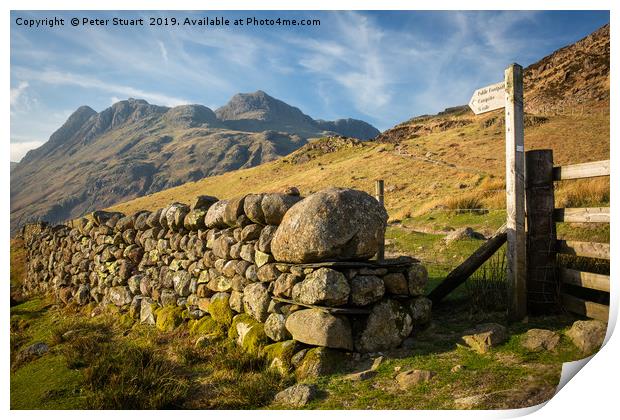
[
  {"left": 375, "top": 180, "right": 385, "bottom": 262},
  {"left": 505, "top": 63, "right": 527, "bottom": 321},
  {"left": 525, "top": 150, "right": 558, "bottom": 314}
]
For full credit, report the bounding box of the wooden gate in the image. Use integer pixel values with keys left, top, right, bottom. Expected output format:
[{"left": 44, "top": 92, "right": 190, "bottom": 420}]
[{"left": 525, "top": 150, "right": 609, "bottom": 320}]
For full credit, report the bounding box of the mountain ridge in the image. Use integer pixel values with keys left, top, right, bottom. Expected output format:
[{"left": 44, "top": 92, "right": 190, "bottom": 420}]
[{"left": 11, "top": 91, "right": 380, "bottom": 233}]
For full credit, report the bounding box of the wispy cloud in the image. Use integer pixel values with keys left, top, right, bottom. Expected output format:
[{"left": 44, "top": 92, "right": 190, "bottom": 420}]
[
  {"left": 10, "top": 81, "right": 29, "bottom": 107},
  {"left": 14, "top": 68, "right": 189, "bottom": 107}
]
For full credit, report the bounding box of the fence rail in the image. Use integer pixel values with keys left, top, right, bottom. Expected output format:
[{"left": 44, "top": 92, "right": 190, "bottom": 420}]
[
  {"left": 561, "top": 293, "right": 609, "bottom": 322},
  {"left": 559, "top": 267, "right": 610, "bottom": 292},
  {"left": 557, "top": 240, "right": 610, "bottom": 260},
  {"left": 553, "top": 207, "right": 610, "bottom": 223},
  {"left": 552, "top": 160, "right": 610, "bottom": 181}
]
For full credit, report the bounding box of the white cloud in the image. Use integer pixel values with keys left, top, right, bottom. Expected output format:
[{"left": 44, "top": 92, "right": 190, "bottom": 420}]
[
  {"left": 10, "top": 81, "right": 29, "bottom": 107},
  {"left": 14, "top": 68, "right": 189, "bottom": 107},
  {"left": 289, "top": 12, "right": 393, "bottom": 116},
  {"left": 11, "top": 140, "right": 44, "bottom": 162}
]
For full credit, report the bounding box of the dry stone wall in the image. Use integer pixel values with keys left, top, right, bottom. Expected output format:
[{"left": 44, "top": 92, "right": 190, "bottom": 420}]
[{"left": 21, "top": 187, "right": 431, "bottom": 367}]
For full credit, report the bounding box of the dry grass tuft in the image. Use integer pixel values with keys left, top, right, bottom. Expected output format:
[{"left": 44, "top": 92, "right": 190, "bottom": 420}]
[{"left": 556, "top": 177, "right": 609, "bottom": 208}]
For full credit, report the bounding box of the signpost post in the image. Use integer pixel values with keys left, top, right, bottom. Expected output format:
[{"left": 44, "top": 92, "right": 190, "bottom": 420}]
[{"left": 468, "top": 63, "right": 527, "bottom": 321}]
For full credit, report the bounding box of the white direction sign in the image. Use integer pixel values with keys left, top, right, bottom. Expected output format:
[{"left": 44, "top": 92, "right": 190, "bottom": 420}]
[{"left": 468, "top": 81, "right": 505, "bottom": 115}]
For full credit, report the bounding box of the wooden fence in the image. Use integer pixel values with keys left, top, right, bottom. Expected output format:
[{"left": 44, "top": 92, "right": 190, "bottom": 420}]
[{"left": 525, "top": 150, "right": 609, "bottom": 321}]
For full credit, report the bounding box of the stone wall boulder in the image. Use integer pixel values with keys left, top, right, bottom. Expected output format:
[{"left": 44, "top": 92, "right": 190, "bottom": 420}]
[
  {"left": 243, "top": 282, "right": 271, "bottom": 322},
  {"left": 224, "top": 196, "right": 246, "bottom": 227},
  {"left": 271, "top": 188, "right": 387, "bottom": 263},
  {"left": 92, "top": 210, "right": 125, "bottom": 228},
  {"left": 291, "top": 268, "right": 350, "bottom": 306},
  {"left": 109, "top": 286, "right": 132, "bottom": 307},
  {"left": 285, "top": 309, "right": 353, "bottom": 350},
  {"left": 205, "top": 200, "right": 228, "bottom": 228},
  {"left": 243, "top": 194, "right": 266, "bottom": 224},
  {"left": 355, "top": 299, "right": 413, "bottom": 353},
  {"left": 184, "top": 209, "right": 207, "bottom": 230},
  {"left": 165, "top": 203, "right": 190, "bottom": 231},
  {"left": 261, "top": 193, "right": 302, "bottom": 225},
  {"left": 192, "top": 195, "right": 218, "bottom": 210},
  {"left": 350, "top": 275, "right": 385, "bottom": 306}
]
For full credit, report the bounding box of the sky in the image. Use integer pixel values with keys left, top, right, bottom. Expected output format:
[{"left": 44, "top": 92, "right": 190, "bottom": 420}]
[{"left": 10, "top": 10, "right": 610, "bottom": 162}]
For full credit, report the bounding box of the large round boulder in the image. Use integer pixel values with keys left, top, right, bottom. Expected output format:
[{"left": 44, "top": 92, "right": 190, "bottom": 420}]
[
  {"left": 285, "top": 309, "right": 353, "bottom": 350},
  {"left": 271, "top": 188, "right": 387, "bottom": 263}
]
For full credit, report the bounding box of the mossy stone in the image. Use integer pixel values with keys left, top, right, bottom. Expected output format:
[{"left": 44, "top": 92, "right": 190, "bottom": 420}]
[
  {"left": 295, "top": 347, "right": 345, "bottom": 379},
  {"left": 229, "top": 313, "right": 255, "bottom": 340},
  {"left": 240, "top": 324, "right": 270, "bottom": 356},
  {"left": 155, "top": 305, "right": 184, "bottom": 332},
  {"left": 262, "top": 340, "right": 300, "bottom": 373},
  {"left": 208, "top": 293, "right": 234, "bottom": 326},
  {"left": 227, "top": 313, "right": 270, "bottom": 355},
  {"left": 188, "top": 316, "right": 225, "bottom": 337}
]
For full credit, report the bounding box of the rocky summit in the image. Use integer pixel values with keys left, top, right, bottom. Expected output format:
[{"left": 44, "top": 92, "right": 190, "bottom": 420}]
[{"left": 10, "top": 91, "right": 379, "bottom": 234}]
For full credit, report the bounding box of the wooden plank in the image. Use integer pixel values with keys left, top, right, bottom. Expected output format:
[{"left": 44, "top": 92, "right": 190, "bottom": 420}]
[
  {"left": 505, "top": 63, "right": 527, "bottom": 321},
  {"left": 554, "top": 207, "right": 609, "bottom": 223},
  {"left": 429, "top": 224, "right": 507, "bottom": 304},
  {"left": 562, "top": 293, "right": 609, "bottom": 322},
  {"left": 557, "top": 240, "right": 610, "bottom": 260},
  {"left": 271, "top": 297, "right": 371, "bottom": 314},
  {"left": 553, "top": 160, "right": 610, "bottom": 181},
  {"left": 559, "top": 268, "right": 609, "bottom": 292}
]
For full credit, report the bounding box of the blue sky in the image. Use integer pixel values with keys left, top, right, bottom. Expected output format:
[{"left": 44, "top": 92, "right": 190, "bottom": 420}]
[{"left": 10, "top": 10, "right": 609, "bottom": 161}]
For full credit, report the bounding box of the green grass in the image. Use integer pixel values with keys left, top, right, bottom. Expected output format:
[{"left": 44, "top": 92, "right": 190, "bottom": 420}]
[
  {"left": 11, "top": 354, "right": 87, "bottom": 409},
  {"left": 556, "top": 222, "right": 610, "bottom": 242},
  {"left": 10, "top": 294, "right": 287, "bottom": 410}
]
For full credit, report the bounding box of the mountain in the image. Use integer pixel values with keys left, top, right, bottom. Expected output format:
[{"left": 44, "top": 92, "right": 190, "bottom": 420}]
[
  {"left": 10, "top": 93, "right": 379, "bottom": 233},
  {"left": 108, "top": 25, "right": 609, "bottom": 226},
  {"left": 10, "top": 161, "right": 18, "bottom": 171},
  {"left": 523, "top": 24, "right": 609, "bottom": 114},
  {"left": 215, "top": 90, "right": 380, "bottom": 139}
]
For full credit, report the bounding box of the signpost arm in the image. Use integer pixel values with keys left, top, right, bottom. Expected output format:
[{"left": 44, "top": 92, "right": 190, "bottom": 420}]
[{"left": 505, "top": 63, "right": 527, "bottom": 321}]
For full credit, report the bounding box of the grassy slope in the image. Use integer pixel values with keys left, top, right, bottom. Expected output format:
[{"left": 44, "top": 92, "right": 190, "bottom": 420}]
[
  {"left": 108, "top": 105, "right": 609, "bottom": 222},
  {"left": 10, "top": 292, "right": 593, "bottom": 410}
]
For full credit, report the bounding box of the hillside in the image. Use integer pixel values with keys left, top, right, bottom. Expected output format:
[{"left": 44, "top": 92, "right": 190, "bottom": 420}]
[
  {"left": 10, "top": 92, "right": 379, "bottom": 233},
  {"left": 109, "top": 25, "right": 609, "bottom": 221}
]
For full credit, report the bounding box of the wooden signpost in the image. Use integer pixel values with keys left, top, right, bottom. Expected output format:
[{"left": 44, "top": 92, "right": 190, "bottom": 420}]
[
  {"left": 468, "top": 81, "right": 505, "bottom": 115},
  {"left": 468, "top": 63, "right": 527, "bottom": 321}
]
